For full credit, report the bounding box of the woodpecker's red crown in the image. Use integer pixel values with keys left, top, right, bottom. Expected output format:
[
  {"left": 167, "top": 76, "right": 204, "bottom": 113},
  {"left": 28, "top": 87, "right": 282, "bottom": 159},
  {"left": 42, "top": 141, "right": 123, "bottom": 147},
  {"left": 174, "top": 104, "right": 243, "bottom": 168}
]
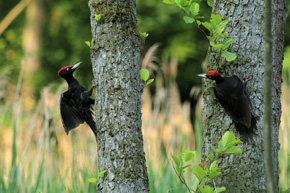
[
  {"left": 58, "top": 66, "right": 72, "bottom": 74},
  {"left": 206, "top": 70, "right": 221, "bottom": 77}
]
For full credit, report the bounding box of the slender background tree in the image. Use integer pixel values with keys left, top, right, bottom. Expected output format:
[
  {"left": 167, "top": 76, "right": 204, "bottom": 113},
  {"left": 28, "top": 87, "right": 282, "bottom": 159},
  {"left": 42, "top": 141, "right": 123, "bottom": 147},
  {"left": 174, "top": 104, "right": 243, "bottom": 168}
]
[
  {"left": 88, "top": 0, "right": 149, "bottom": 192},
  {"left": 201, "top": 0, "right": 286, "bottom": 192}
]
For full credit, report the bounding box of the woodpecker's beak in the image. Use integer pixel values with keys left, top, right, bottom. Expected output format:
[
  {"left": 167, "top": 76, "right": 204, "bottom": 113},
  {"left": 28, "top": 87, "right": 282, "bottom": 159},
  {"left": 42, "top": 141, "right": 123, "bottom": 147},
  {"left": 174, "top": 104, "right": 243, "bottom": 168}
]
[
  {"left": 72, "top": 62, "right": 82, "bottom": 70},
  {"left": 197, "top": 74, "right": 207, "bottom": 78}
]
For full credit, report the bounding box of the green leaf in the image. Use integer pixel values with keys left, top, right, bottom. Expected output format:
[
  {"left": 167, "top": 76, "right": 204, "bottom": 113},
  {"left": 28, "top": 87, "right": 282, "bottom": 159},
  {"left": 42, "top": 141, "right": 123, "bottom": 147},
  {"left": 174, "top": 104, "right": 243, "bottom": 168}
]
[
  {"left": 211, "top": 43, "right": 224, "bottom": 49},
  {"left": 222, "top": 51, "right": 237, "bottom": 61},
  {"left": 182, "top": 164, "right": 192, "bottom": 169},
  {"left": 216, "top": 187, "right": 226, "bottom": 192},
  {"left": 211, "top": 14, "right": 222, "bottom": 25},
  {"left": 88, "top": 177, "right": 98, "bottom": 183},
  {"left": 195, "top": 16, "right": 205, "bottom": 20},
  {"left": 206, "top": 153, "right": 214, "bottom": 159},
  {"left": 183, "top": 150, "right": 196, "bottom": 162},
  {"left": 209, "top": 144, "right": 216, "bottom": 153},
  {"left": 85, "top": 41, "right": 91, "bottom": 48},
  {"left": 140, "top": 68, "right": 150, "bottom": 81},
  {"left": 171, "top": 154, "right": 180, "bottom": 167},
  {"left": 219, "top": 20, "right": 229, "bottom": 32},
  {"left": 222, "top": 38, "right": 233, "bottom": 50},
  {"left": 183, "top": 16, "right": 195, "bottom": 23},
  {"left": 207, "top": 0, "right": 213, "bottom": 7},
  {"left": 196, "top": 20, "right": 201, "bottom": 26},
  {"left": 163, "top": 0, "right": 175, "bottom": 4},
  {"left": 94, "top": 14, "right": 101, "bottom": 21},
  {"left": 202, "top": 22, "right": 213, "bottom": 31},
  {"left": 224, "top": 146, "right": 242, "bottom": 154},
  {"left": 146, "top": 78, "right": 154, "bottom": 85},
  {"left": 175, "top": 0, "right": 190, "bottom": 10},
  {"left": 190, "top": 3, "right": 199, "bottom": 16},
  {"left": 98, "top": 170, "right": 107, "bottom": 178},
  {"left": 198, "top": 185, "right": 214, "bottom": 193},
  {"left": 209, "top": 160, "right": 217, "bottom": 172},
  {"left": 193, "top": 165, "right": 207, "bottom": 181},
  {"left": 221, "top": 131, "right": 236, "bottom": 147},
  {"left": 141, "top": 32, "right": 149, "bottom": 38},
  {"left": 209, "top": 161, "right": 221, "bottom": 178}
]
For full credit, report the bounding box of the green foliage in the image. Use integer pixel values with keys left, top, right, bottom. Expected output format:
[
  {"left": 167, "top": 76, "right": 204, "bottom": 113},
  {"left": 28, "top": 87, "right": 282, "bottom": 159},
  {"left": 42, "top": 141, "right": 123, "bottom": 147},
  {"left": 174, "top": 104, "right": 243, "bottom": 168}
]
[
  {"left": 140, "top": 68, "right": 154, "bottom": 86},
  {"left": 84, "top": 40, "right": 93, "bottom": 48},
  {"left": 94, "top": 14, "right": 101, "bottom": 21},
  {"left": 203, "top": 14, "right": 237, "bottom": 61},
  {"left": 163, "top": 1, "right": 237, "bottom": 62},
  {"left": 141, "top": 32, "right": 149, "bottom": 38},
  {"left": 88, "top": 169, "right": 107, "bottom": 184},
  {"left": 170, "top": 131, "right": 243, "bottom": 193}
]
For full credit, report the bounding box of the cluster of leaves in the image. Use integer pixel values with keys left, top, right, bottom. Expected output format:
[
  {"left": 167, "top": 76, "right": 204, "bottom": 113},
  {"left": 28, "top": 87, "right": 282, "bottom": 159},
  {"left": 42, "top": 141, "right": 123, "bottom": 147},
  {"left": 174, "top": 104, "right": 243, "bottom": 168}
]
[
  {"left": 140, "top": 68, "right": 154, "bottom": 86},
  {"left": 87, "top": 169, "right": 107, "bottom": 184},
  {"left": 163, "top": 0, "right": 236, "bottom": 62},
  {"left": 170, "top": 131, "right": 242, "bottom": 193},
  {"left": 202, "top": 14, "right": 236, "bottom": 61}
]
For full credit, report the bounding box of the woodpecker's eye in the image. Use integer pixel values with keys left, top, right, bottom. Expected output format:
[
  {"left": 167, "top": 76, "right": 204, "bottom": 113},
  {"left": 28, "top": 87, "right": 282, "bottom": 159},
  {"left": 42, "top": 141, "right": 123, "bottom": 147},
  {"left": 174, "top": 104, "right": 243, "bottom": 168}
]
[{"left": 66, "top": 68, "right": 69, "bottom": 71}]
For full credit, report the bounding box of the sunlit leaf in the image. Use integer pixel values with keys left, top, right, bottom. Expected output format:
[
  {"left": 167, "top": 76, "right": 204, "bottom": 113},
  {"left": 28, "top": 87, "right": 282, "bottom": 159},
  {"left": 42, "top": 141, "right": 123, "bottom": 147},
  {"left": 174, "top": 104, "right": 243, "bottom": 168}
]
[
  {"left": 224, "top": 146, "right": 242, "bottom": 154},
  {"left": 140, "top": 68, "right": 149, "bottom": 81},
  {"left": 211, "top": 14, "right": 222, "bottom": 25},
  {"left": 94, "top": 14, "right": 101, "bottom": 21},
  {"left": 190, "top": 3, "right": 199, "bottom": 16},
  {"left": 222, "top": 51, "right": 237, "bottom": 61},
  {"left": 171, "top": 154, "right": 180, "bottom": 167},
  {"left": 183, "top": 16, "right": 195, "bottom": 23},
  {"left": 98, "top": 170, "right": 107, "bottom": 178},
  {"left": 88, "top": 177, "right": 97, "bottom": 183},
  {"left": 222, "top": 38, "right": 233, "bottom": 50},
  {"left": 163, "top": 0, "right": 175, "bottom": 4},
  {"left": 183, "top": 150, "right": 196, "bottom": 162},
  {"left": 141, "top": 32, "right": 149, "bottom": 38},
  {"left": 85, "top": 41, "right": 91, "bottom": 48},
  {"left": 193, "top": 165, "right": 207, "bottom": 181},
  {"left": 146, "top": 78, "right": 154, "bottom": 85},
  {"left": 202, "top": 22, "right": 213, "bottom": 31}
]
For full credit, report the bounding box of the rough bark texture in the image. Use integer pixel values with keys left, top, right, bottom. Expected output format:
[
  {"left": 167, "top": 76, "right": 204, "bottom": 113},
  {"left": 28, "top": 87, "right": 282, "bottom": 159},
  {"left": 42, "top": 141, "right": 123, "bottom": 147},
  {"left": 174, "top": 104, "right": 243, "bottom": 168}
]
[
  {"left": 88, "top": 0, "right": 149, "bottom": 192},
  {"left": 201, "top": 0, "right": 286, "bottom": 192}
]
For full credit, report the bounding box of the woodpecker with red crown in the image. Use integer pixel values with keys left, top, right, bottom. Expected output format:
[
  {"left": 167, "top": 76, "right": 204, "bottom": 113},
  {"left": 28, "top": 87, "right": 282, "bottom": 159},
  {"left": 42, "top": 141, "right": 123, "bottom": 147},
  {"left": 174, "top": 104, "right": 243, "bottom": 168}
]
[
  {"left": 198, "top": 70, "right": 256, "bottom": 133},
  {"left": 58, "top": 62, "right": 97, "bottom": 138}
]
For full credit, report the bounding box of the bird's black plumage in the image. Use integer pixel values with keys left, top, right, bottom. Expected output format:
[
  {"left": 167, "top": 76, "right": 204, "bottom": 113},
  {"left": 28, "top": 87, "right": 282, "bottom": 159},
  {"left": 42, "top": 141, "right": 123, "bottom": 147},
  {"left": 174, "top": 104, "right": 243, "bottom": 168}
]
[
  {"left": 198, "top": 70, "right": 256, "bottom": 134},
  {"left": 58, "top": 62, "right": 97, "bottom": 137}
]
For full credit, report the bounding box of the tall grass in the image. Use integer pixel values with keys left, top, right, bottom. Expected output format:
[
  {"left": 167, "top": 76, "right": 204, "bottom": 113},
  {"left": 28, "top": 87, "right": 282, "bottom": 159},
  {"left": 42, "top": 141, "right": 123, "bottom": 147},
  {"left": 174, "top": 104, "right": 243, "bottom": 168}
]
[{"left": 0, "top": 45, "right": 289, "bottom": 192}]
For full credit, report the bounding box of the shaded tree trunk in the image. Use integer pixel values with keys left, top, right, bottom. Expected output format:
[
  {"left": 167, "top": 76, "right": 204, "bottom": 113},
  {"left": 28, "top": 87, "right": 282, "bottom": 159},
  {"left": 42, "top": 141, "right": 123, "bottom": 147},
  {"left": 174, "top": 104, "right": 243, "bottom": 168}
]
[
  {"left": 88, "top": 0, "right": 149, "bottom": 192},
  {"left": 201, "top": 0, "right": 286, "bottom": 192}
]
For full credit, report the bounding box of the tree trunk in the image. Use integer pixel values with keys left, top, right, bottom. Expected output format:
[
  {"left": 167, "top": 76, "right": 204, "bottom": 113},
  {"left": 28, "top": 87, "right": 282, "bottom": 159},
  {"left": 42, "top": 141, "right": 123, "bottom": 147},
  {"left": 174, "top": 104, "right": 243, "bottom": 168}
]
[
  {"left": 201, "top": 0, "right": 286, "bottom": 192},
  {"left": 88, "top": 0, "right": 149, "bottom": 192}
]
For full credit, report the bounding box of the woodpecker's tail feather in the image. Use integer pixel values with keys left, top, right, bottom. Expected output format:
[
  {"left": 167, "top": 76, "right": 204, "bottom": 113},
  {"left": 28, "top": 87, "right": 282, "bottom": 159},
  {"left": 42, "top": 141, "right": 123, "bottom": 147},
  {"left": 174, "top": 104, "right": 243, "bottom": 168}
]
[{"left": 234, "top": 114, "right": 257, "bottom": 143}]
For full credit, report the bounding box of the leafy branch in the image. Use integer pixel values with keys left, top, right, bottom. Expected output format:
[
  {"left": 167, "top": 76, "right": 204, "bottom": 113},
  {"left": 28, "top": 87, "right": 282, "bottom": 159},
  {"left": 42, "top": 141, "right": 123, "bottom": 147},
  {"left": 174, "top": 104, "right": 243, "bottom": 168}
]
[
  {"left": 170, "top": 131, "right": 243, "bottom": 193},
  {"left": 163, "top": 0, "right": 237, "bottom": 62},
  {"left": 140, "top": 68, "right": 154, "bottom": 86}
]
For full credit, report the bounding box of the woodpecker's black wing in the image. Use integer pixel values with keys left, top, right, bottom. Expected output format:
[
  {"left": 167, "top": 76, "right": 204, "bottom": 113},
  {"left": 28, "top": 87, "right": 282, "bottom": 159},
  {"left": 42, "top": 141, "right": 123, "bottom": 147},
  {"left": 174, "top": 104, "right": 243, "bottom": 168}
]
[
  {"left": 214, "top": 75, "right": 252, "bottom": 128},
  {"left": 60, "top": 92, "right": 85, "bottom": 134}
]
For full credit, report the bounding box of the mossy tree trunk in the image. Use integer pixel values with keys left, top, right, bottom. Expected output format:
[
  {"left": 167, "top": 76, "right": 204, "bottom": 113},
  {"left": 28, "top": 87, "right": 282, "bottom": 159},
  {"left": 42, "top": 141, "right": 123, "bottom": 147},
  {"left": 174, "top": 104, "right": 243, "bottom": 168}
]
[
  {"left": 88, "top": 0, "right": 149, "bottom": 192},
  {"left": 201, "top": 0, "right": 286, "bottom": 192}
]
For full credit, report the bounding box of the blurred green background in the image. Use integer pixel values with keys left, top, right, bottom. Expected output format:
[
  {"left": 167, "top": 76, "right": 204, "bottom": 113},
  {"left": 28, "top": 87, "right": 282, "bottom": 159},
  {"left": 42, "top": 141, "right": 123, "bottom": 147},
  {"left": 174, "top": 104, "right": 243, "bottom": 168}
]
[{"left": 0, "top": 0, "right": 289, "bottom": 192}]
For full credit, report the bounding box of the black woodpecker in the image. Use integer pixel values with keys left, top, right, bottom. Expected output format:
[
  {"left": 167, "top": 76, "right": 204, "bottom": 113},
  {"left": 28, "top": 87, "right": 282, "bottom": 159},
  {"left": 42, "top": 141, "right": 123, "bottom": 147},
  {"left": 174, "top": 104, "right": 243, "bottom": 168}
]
[
  {"left": 198, "top": 70, "right": 256, "bottom": 134},
  {"left": 58, "top": 62, "right": 97, "bottom": 138}
]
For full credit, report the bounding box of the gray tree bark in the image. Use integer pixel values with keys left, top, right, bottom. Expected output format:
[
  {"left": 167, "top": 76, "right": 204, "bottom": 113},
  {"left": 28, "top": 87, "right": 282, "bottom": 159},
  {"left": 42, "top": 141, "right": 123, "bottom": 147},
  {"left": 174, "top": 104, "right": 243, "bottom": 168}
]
[
  {"left": 201, "top": 0, "right": 286, "bottom": 192},
  {"left": 88, "top": 0, "right": 149, "bottom": 192}
]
